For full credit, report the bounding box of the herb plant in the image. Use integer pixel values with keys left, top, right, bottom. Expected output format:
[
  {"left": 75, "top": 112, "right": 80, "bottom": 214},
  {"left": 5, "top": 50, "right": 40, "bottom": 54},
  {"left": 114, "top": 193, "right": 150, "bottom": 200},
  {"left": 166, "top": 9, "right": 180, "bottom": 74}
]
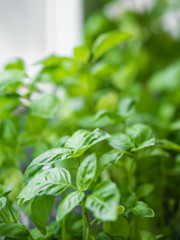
[{"left": 1, "top": 0, "right": 180, "bottom": 239}]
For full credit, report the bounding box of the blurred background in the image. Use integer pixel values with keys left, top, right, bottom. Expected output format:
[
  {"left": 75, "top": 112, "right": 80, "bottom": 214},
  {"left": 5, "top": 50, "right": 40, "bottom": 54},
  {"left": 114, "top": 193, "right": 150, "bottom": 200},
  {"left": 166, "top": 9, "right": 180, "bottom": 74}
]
[{"left": 0, "top": 0, "right": 179, "bottom": 67}]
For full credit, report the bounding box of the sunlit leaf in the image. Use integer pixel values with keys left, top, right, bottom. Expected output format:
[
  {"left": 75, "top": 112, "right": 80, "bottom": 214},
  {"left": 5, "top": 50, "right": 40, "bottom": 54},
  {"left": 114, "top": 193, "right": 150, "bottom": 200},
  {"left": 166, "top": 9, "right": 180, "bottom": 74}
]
[
  {"left": 57, "top": 191, "right": 84, "bottom": 221},
  {"left": 18, "top": 168, "right": 71, "bottom": 203},
  {"left": 85, "top": 181, "right": 120, "bottom": 221},
  {"left": 92, "top": 31, "right": 132, "bottom": 58},
  {"left": 76, "top": 153, "right": 97, "bottom": 191}
]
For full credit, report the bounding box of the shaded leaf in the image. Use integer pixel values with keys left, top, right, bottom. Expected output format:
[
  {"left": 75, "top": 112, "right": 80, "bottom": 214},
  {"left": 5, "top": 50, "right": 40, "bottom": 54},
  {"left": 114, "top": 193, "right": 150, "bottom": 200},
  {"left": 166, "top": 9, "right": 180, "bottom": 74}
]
[
  {"left": 31, "top": 195, "right": 55, "bottom": 235},
  {"left": 0, "top": 223, "right": 29, "bottom": 239},
  {"left": 103, "top": 215, "right": 129, "bottom": 238}
]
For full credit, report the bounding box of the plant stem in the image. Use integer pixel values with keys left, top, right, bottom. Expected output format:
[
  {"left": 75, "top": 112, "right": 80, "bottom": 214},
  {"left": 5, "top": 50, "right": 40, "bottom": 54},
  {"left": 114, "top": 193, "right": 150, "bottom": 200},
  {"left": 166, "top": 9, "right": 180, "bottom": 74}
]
[
  {"left": 6, "top": 200, "right": 17, "bottom": 223},
  {"left": 16, "top": 204, "right": 22, "bottom": 222},
  {"left": 61, "top": 217, "right": 66, "bottom": 240},
  {"left": 90, "top": 218, "right": 97, "bottom": 226},
  {"left": 82, "top": 199, "right": 87, "bottom": 240},
  {"left": 85, "top": 210, "right": 90, "bottom": 240}
]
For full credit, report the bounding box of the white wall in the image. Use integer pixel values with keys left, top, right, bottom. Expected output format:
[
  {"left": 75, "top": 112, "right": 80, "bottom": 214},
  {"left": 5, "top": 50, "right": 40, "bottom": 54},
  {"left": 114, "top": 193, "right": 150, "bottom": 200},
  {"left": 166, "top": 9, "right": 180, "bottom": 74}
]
[{"left": 0, "top": 0, "right": 82, "bottom": 67}]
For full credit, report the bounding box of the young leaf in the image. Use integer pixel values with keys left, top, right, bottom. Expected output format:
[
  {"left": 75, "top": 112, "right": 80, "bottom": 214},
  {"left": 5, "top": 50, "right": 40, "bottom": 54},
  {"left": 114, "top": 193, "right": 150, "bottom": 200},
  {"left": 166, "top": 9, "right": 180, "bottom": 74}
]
[
  {"left": 96, "top": 150, "right": 123, "bottom": 178},
  {"left": 1, "top": 183, "right": 14, "bottom": 197},
  {"left": 0, "top": 197, "right": 6, "bottom": 210},
  {"left": 0, "top": 223, "right": 29, "bottom": 239},
  {"left": 76, "top": 153, "right": 97, "bottom": 191},
  {"left": 92, "top": 31, "right": 132, "bottom": 58},
  {"left": 74, "top": 46, "right": 90, "bottom": 63},
  {"left": 4, "top": 58, "right": 25, "bottom": 70},
  {"left": 126, "top": 124, "right": 153, "bottom": 146},
  {"left": 132, "top": 201, "right": 155, "bottom": 217},
  {"left": 65, "top": 128, "right": 110, "bottom": 157},
  {"left": 18, "top": 168, "right": 71, "bottom": 203},
  {"left": 30, "top": 94, "right": 60, "bottom": 118},
  {"left": 108, "top": 133, "right": 134, "bottom": 151},
  {"left": 56, "top": 191, "right": 84, "bottom": 221},
  {"left": 132, "top": 138, "right": 155, "bottom": 152},
  {"left": 85, "top": 181, "right": 120, "bottom": 221},
  {"left": 31, "top": 195, "right": 55, "bottom": 235},
  {"left": 117, "top": 97, "right": 136, "bottom": 117}
]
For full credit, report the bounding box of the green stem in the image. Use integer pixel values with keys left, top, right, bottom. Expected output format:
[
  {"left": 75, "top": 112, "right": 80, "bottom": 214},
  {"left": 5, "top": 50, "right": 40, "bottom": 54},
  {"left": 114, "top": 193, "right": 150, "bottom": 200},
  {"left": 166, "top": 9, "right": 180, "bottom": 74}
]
[
  {"left": 90, "top": 218, "right": 97, "bottom": 226},
  {"left": 85, "top": 210, "right": 90, "bottom": 240},
  {"left": 62, "top": 217, "right": 66, "bottom": 240},
  {"left": 82, "top": 199, "right": 87, "bottom": 240},
  {"left": 6, "top": 201, "right": 17, "bottom": 223},
  {"left": 16, "top": 204, "right": 22, "bottom": 222}
]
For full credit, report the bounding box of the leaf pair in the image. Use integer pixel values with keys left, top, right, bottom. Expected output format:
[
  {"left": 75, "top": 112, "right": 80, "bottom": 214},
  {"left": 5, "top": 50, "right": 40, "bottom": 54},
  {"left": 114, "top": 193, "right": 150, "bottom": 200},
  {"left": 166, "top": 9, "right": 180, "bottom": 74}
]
[
  {"left": 25, "top": 128, "right": 110, "bottom": 177},
  {"left": 57, "top": 153, "right": 120, "bottom": 222}
]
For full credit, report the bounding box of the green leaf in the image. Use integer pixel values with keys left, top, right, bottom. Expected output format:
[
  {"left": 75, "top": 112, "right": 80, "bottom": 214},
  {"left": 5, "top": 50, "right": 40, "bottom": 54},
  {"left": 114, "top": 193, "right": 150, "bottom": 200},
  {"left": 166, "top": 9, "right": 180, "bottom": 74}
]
[
  {"left": 0, "top": 70, "right": 27, "bottom": 91},
  {"left": 0, "top": 119, "right": 17, "bottom": 147},
  {"left": 26, "top": 148, "right": 73, "bottom": 174},
  {"left": 132, "top": 138, "right": 155, "bottom": 152},
  {"left": 31, "top": 195, "right": 55, "bottom": 235},
  {"left": 0, "top": 197, "right": 6, "bottom": 210},
  {"left": 156, "top": 139, "right": 180, "bottom": 152},
  {"left": 18, "top": 168, "right": 71, "bottom": 203},
  {"left": 140, "top": 230, "right": 156, "bottom": 240},
  {"left": 4, "top": 58, "right": 25, "bottom": 70},
  {"left": 65, "top": 128, "right": 110, "bottom": 157},
  {"left": 148, "top": 60, "right": 180, "bottom": 92},
  {"left": 117, "top": 97, "right": 136, "bottom": 117},
  {"left": 56, "top": 191, "right": 84, "bottom": 221},
  {"left": 96, "top": 150, "right": 123, "bottom": 178},
  {"left": 103, "top": 215, "right": 129, "bottom": 238},
  {"left": 126, "top": 124, "right": 153, "bottom": 146},
  {"left": 108, "top": 133, "right": 134, "bottom": 151},
  {"left": 76, "top": 153, "right": 97, "bottom": 191},
  {"left": 136, "top": 184, "right": 154, "bottom": 199},
  {"left": 85, "top": 181, "right": 120, "bottom": 221},
  {"left": 132, "top": 201, "right": 155, "bottom": 217},
  {"left": 30, "top": 94, "right": 60, "bottom": 118},
  {"left": 74, "top": 46, "right": 90, "bottom": 63},
  {"left": 92, "top": 31, "right": 132, "bottom": 58},
  {"left": 1, "top": 183, "right": 14, "bottom": 197},
  {"left": 0, "top": 223, "right": 29, "bottom": 239},
  {"left": 96, "top": 232, "right": 111, "bottom": 240}
]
